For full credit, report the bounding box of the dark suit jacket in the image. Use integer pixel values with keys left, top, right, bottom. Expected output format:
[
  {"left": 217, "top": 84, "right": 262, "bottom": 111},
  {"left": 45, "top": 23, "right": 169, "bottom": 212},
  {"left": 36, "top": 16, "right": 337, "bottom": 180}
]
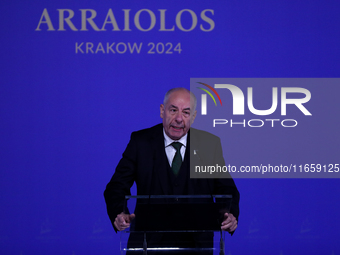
[{"left": 104, "top": 124, "right": 240, "bottom": 250}]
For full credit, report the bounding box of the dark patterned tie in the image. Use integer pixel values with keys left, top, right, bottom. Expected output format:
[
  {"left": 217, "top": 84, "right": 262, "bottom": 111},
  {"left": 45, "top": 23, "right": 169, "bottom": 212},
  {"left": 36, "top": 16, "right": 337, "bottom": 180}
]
[{"left": 171, "top": 142, "right": 183, "bottom": 176}]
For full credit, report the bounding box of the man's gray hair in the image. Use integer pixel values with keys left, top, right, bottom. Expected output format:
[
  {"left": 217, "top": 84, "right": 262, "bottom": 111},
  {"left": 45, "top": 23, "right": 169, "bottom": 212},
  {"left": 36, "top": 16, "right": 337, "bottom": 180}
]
[{"left": 163, "top": 88, "right": 197, "bottom": 112}]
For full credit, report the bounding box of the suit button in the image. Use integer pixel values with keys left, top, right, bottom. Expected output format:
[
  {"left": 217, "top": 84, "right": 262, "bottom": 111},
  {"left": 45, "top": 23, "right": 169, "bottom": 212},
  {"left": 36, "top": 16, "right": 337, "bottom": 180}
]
[{"left": 174, "top": 183, "right": 179, "bottom": 186}]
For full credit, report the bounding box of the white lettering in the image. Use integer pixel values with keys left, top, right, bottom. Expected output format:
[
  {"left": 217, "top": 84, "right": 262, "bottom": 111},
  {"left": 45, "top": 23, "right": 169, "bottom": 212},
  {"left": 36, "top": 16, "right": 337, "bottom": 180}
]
[
  {"left": 247, "top": 119, "right": 264, "bottom": 127},
  {"left": 107, "top": 42, "right": 115, "bottom": 53},
  {"left": 116, "top": 42, "right": 127, "bottom": 54},
  {"left": 134, "top": 9, "right": 156, "bottom": 32},
  {"left": 75, "top": 42, "right": 84, "bottom": 53},
  {"left": 86, "top": 42, "right": 94, "bottom": 53},
  {"left": 230, "top": 119, "right": 246, "bottom": 127},
  {"left": 58, "top": 9, "right": 77, "bottom": 31},
  {"left": 214, "top": 84, "right": 245, "bottom": 115},
  {"left": 213, "top": 119, "right": 228, "bottom": 127},
  {"left": 95, "top": 43, "right": 105, "bottom": 53},
  {"left": 200, "top": 9, "right": 215, "bottom": 32},
  {"left": 101, "top": 9, "right": 120, "bottom": 31},
  {"left": 36, "top": 8, "right": 215, "bottom": 32},
  {"left": 248, "top": 87, "right": 278, "bottom": 115},
  {"left": 281, "top": 88, "right": 312, "bottom": 116},
  {"left": 265, "top": 119, "right": 280, "bottom": 127},
  {"left": 213, "top": 118, "right": 298, "bottom": 127},
  {"left": 80, "top": 9, "right": 101, "bottom": 31},
  {"left": 281, "top": 119, "right": 298, "bottom": 127},
  {"left": 176, "top": 9, "right": 197, "bottom": 32},
  {"left": 201, "top": 94, "right": 207, "bottom": 115},
  {"left": 128, "top": 43, "right": 143, "bottom": 53},
  {"left": 159, "top": 9, "right": 175, "bottom": 31},
  {"left": 36, "top": 8, "right": 55, "bottom": 31},
  {"left": 123, "top": 9, "right": 132, "bottom": 31}
]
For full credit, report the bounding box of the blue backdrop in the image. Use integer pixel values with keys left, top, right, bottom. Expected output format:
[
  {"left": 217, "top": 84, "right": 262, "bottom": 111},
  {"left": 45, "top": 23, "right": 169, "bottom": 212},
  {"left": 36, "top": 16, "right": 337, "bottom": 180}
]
[{"left": 1, "top": 0, "right": 339, "bottom": 254}]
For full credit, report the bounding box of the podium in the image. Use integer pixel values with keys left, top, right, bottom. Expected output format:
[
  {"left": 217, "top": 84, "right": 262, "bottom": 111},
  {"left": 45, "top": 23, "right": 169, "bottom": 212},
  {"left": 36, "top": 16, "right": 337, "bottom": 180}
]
[{"left": 120, "top": 195, "right": 232, "bottom": 255}]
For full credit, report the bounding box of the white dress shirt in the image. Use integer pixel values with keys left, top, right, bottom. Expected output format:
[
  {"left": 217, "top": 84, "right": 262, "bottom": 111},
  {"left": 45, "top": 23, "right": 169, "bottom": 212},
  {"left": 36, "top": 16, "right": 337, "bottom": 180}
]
[{"left": 163, "top": 129, "right": 187, "bottom": 167}]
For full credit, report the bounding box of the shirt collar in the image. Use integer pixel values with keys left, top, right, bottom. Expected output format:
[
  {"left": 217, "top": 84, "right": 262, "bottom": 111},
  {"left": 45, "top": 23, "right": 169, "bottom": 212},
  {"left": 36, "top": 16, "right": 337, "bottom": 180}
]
[{"left": 163, "top": 129, "right": 187, "bottom": 148}]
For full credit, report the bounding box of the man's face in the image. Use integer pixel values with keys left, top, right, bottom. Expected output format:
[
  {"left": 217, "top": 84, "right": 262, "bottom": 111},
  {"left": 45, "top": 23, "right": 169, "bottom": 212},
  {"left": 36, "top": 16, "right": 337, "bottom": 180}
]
[{"left": 160, "top": 90, "right": 197, "bottom": 140}]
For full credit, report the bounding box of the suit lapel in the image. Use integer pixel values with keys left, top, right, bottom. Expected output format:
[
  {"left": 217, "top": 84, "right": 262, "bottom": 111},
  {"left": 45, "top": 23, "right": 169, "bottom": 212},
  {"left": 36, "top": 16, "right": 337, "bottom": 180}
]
[
  {"left": 151, "top": 126, "right": 169, "bottom": 195},
  {"left": 187, "top": 129, "right": 210, "bottom": 195}
]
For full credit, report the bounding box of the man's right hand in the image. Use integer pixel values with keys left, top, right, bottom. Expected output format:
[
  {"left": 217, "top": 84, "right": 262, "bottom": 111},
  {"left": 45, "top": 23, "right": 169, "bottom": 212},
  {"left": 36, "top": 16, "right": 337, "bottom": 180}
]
[{"left": 114, "top": 212, "right": 136, "bottom": 231}]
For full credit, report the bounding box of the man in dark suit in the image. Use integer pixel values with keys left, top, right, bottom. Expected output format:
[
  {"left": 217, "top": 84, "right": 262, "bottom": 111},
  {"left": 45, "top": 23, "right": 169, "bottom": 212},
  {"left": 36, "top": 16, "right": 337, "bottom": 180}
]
[{"left": 104, "top": 88, "right": 239, "bottom": 253}]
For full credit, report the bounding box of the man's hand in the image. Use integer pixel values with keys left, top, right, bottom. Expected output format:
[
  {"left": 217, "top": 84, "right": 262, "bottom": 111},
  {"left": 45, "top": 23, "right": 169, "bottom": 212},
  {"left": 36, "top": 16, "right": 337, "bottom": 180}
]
[
  {"left": 221, "top": 213, "right": 237, "bottom": 233},
  {"left": 114, "top": 212, "right": 136, "bottom": 231}
]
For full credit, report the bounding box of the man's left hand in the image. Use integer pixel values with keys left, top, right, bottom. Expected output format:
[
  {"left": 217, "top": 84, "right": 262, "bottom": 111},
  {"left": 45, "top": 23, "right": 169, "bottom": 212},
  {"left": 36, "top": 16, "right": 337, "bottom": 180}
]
[{"left": 221, "top": 213, "right": 237, "bottom": 233}]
